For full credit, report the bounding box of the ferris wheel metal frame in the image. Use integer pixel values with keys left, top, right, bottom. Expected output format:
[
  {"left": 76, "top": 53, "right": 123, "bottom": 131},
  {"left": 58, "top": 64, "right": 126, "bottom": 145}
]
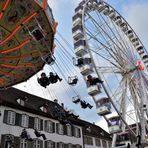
[{"left": 72, "top": 0, "right": 148, "bottom": 147}]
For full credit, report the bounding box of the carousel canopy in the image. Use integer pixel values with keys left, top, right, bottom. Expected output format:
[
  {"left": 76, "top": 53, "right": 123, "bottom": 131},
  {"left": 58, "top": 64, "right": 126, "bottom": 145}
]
[{"left": 0, "top": 0, "right": 57, "bottom": 89}]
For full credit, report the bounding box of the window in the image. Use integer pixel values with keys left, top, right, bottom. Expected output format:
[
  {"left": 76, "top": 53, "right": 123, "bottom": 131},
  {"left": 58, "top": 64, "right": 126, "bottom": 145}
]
[
  {"left": 33, "top": 139, "right": 42, "bottom": 148},
  {"left": 76, "top": 145, "right": 82, "bottom": 148},
  {"left": 102, "top": 140, "right": 107, "bottom": 148},
  {"left": 75, "top": 127, "right": 81, "bottom": 138},
  {"left": 34, "top": 118, "right": 41, "bottom": 130},
  {"left": 84, "top": 136, "right": 93, "bottom": 145},
  {"left": 56, "top": 123, "right": 64, "bottom": 135},
  {"left": 40, "top": 106, "right": 48, "bottom": 113},
  {"left": 108, "top": 141, "right": 112, "bottom": 148},
  {"left": 57, "top": 142, "right": 64, "bottom": 148},
  {"left": 5, "top": 135, "right": 14, "bottom": 148},
  {"left": 68, "top": 143, "right": 73, "bottom": 148},
  {"left": 95, "top": 138, "right": 101, "bottom": 146},
  {"left": 21, "top": 114, "right": 29, "bottom": 127},
  {"left": 67, "top": 125, "right": 72, "bottom": 136},
  {"left": 46, "top": 140, "right": 55, "bottom": 148},
  {"left": 45, "top": 120, "right": 54, "bottom": 133},
  {"left": 7, "top": 111, "right": 15, "bottom": 125},
  {"left": 17, "top": 98, "right": 25, "bottom": 106},
  {"left": 20, "top": 139, "right": 27, "bottom": 148}
]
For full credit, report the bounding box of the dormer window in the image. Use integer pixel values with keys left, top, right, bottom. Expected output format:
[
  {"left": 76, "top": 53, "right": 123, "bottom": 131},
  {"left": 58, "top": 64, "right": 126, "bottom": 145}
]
[
  {"left": 17, "top": 98, "right": 25, "bottom": 106},
  {"left": 40, "top": 104, "right": 49, "bottom": 113},
  {"left": 100, "top": 131, "right": 104, "bottom": 136}
]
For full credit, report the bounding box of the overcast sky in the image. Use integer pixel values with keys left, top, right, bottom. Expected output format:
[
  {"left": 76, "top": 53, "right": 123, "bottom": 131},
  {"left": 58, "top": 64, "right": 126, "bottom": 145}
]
[{"left": 15, "top": 0, "right": 148, "bottom": 132}]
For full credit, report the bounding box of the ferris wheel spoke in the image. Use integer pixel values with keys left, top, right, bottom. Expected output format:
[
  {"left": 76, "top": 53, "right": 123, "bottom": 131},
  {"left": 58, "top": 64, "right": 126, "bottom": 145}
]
[
  {"left": 129, "top": 81, "right": 148, "bottom": 134},
  {"left": 112, "top": 76, "right": 139, "bottom": 130},
  {"left": 99, "top": 13, "right": 131, "bottom": 57},
  {"left": 85, "top": 13, "right": 125, "bottom": 60},
  {"left": 85, "top": 28, "right": 126, "bottom": 71},
  {"left": 96, "top": 66, "right": 121, "bottom": 73},
  {"left": 129, "top": 80, "right": 143, "bottom": 121},
  {"left": 105, "top": 74, "right": 126, "bottom": 101},
  {"left": 86, "top": 12, "right": 137, "bottom": 68},
  {"left": 90, "top": 46, "right": 124, "bottom": 72},
  {"left": 97, "top": 12, "right": 129, "bottom": 55},
  {"left": 100, "top": 14, "right": 136, "bottom": 63},
  {"left": 85, "top": 19, "right": 131, "bottom": 70}
]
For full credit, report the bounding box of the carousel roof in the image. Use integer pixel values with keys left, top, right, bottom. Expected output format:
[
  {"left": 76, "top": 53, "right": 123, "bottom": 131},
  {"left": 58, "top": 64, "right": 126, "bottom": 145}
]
[{"left": 0, "top": 0, "right": 57, "bottom": 89}]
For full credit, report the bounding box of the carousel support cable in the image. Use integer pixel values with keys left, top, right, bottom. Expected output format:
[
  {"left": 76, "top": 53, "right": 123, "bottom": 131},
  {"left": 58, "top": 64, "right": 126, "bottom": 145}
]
[
  {"left": 54, "top": 61, "right": 79, "bottom": 96},
  {"left": 56, "top": 31, "right": 75, "bottom": 53}
]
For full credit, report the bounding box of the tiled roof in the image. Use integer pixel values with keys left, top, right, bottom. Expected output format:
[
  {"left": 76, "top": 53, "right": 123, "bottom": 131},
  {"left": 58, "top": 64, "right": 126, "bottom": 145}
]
[{"left": 0, "top": 87, "right": 56, "bottom": 118}]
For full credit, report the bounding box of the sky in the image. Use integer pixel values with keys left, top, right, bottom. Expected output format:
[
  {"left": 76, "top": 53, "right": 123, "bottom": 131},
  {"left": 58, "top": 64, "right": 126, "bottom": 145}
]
[{"left": 15, "top": 0, "right": 148, "bottom": 132}]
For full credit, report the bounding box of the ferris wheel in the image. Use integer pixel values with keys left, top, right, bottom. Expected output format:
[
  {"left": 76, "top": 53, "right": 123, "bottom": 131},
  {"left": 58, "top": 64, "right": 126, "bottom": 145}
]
[{"left": 72, "top": 0, "right": 148, "bottom": 147}]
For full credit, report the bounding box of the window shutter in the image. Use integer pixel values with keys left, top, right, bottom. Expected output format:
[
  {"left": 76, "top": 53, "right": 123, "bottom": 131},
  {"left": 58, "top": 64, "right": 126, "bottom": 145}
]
[
  {"left": 72, "top": 126, "right": 75, "bottom": 137},
  {"left": 3, "top": 110, "right": 8, "bottom": 123},
  {"left": 40, "top": 140, "right": 43, "bottom": 148},
  {"left": 56, "top": 123, "right": 59, "bottom": 134},
  {"left": 44, "top": 141, "right": 47, "bottom": 148},
  {"left": 14, "top": 136, "right": 20, "bottom": 147},
  {"left": 57, "top": 142, "right": 59, "bottom": 148},
  {"left": 44, "top": 120, "right": 47, "bottom": 132},
  {"left": 27, "top": 140, "right": 33, "bottom": 148},
  {"left": 53, "top": 142, "right": 56, "bottom": 148},
  {"left": 29, "top": 116, "right": 34, "bottom": 128},
  {"left": 1, "top": 135, "right": 6, "bottom": 148},
  {"left": 40, "top": 119, "right": 43, "bottom": 131},
  {"left": 64, "top": 125, "right": 67, "bottom": 135},
  {"left": 64, "top": 144, "right": 68, "bottom": 148},
  {"left": 52, "top": 122, "right": 55, "bottom": 133},
  {"left": 15, "top": 113, "right": 22, "bottom": 126},
  {"left": 78, "top": 128, "right": 81, "bottom": 138}
]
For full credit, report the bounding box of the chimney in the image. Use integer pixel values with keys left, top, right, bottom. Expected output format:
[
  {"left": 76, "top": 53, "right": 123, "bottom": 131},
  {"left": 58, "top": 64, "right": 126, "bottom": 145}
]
[
  {"left": 61, "top": 103, "right": 64, "bottom": 108},
  {"left": 54, "top": 99, "right": 58, "bottom": 103}
]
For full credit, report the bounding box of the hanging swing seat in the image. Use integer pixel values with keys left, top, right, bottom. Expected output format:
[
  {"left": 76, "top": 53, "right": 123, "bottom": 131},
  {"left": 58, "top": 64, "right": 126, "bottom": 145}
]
[{"left": 68, "top": 76, "right": 78, "bottom": 85}]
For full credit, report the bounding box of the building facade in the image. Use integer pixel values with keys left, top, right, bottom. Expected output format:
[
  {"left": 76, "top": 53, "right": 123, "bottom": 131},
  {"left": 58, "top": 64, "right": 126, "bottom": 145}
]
[{"left": 0, "top": 87, "right": 111, "bottom": 148}]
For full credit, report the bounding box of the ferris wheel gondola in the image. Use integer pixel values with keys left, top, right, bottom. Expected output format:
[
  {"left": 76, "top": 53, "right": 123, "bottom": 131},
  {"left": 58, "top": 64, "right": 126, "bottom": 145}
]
[
  {"left": 72, "top": 0, "right": 148, "bottom": 147},
  {"left": 0, "top": 0, "right": 57, "bottom": 89}
]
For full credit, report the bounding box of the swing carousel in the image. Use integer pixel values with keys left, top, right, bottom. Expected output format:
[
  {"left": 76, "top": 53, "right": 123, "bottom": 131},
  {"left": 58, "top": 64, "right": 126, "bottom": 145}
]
[{"left": 0, "top": 0, "right": 57, "bottom": 89}]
